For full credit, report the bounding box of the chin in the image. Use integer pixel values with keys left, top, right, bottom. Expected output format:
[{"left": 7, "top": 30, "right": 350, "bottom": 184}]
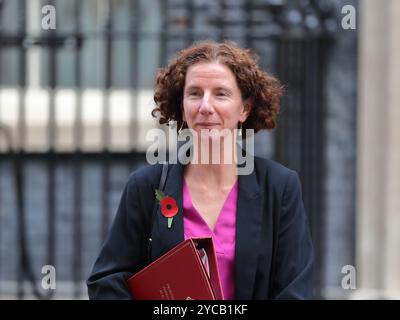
[{"left": 196, "top": 128, "right": 234, "bottom": 140}]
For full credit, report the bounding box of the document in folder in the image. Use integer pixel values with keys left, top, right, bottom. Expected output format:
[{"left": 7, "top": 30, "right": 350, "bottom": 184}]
[{"left": 127, "top": 237, "right": 224, "bottom": 300}]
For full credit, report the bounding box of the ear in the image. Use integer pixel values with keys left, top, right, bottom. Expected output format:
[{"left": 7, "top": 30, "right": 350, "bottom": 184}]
[{"left": 240, "top": 98, "right": 252, "bottom": 122}]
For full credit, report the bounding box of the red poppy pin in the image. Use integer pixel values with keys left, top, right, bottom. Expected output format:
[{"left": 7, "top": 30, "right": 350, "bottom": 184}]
[{"left": 155, "top": 189, "right": 178, "bottom": 229}]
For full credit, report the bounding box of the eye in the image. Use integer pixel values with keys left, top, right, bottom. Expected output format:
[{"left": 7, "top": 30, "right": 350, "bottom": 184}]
[
  {"left": 216, "top": 91, "right": 227, "bottom": 97},
  {"left": 187, "top": 90, "right": 200, "bottom": 96}
]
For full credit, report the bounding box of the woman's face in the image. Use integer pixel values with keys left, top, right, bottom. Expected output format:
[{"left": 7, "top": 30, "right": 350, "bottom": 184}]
[{"left": 182, "top": 62, "right": 250, "bottom": 137}]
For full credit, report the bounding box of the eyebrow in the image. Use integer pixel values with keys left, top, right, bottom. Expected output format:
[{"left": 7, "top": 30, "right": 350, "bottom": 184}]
[
  {"left": 214, "top": 87, "right": 232, "bottom": 92},
  {"left": 184, "top": 85, "right": 233, "bottom": 92},
  {"left": 185, "top": 85, "right": 201, "bottom": 91}
]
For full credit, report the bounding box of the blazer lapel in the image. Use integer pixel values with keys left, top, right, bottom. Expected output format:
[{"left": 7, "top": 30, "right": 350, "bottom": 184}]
[
  {"left": 234, "top": 166, "right": 263, "bottom": 299},
  {"left": 152, "top": 163, "right": 185, "bottom": 258}
]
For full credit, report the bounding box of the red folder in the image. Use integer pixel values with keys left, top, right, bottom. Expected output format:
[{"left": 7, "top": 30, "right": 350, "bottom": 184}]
[{"left": 127, "top": 237, "right": 224, "bottom": 300}]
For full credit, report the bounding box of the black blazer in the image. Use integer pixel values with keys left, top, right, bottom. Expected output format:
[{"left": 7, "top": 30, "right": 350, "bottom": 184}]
[{"left": 87, "top": 156, "right": 314, "bottom": 299}]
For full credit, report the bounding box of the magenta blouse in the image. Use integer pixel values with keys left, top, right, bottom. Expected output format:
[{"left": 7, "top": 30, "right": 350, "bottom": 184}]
[{"left": 182, "top": 178, "right": 238, "bottom": 300}]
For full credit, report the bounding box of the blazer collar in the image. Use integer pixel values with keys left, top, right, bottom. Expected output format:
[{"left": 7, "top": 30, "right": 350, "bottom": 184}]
[
  {"left": 154, "top": 158, "right": 263, "bottom": 300},
  {"left": 155, "top": 162, "right": 185, "bottom": 253},
  {"left": 234, "top": 164, "right": 263, "bottom": 299}
]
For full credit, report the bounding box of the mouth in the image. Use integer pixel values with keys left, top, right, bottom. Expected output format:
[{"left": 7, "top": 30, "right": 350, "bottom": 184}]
[{"left": 196, "top": 123, "right": 219, "bottom": 128}]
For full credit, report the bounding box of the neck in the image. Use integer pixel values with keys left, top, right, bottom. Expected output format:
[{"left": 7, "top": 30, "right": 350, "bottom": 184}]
[
  {"left": 185, "top": 135, "right": 239, "bottom": 188},
  {"left": 184, "top": 162, "right": 238, "bottom": 189}
]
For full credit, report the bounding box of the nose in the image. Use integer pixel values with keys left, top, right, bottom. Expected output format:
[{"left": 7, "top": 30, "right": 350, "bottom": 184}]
[{"left": 199, "top": 92, "right": 213, "bottom": 115}]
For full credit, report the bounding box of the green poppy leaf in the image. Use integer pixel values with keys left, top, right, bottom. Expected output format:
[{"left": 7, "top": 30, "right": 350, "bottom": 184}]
[{"left": 155, "top": 189, "right": 165, "bottom": 201}]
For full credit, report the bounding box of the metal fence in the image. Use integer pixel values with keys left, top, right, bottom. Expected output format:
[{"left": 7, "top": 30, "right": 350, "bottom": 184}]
[{"left": 0, "top": 0, "right": 338, "bottom": 299}]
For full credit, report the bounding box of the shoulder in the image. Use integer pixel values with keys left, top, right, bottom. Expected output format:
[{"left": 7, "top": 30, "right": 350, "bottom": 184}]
[
  {"left": 254, "top": 156, "right": 297, "bottom": 181},
  {"left": 254, "top": 156, "right": 299, "bottom": 191},
  {"left": 126, "top": 163, "right": 163, "bottom": 190}
]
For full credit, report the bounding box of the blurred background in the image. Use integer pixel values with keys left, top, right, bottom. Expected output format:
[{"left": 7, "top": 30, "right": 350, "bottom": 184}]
[{"left": 0, "top": 0, "right": 399, "bottom": 300}]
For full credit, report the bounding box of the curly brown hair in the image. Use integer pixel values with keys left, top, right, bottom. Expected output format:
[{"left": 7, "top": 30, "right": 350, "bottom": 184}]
[{"left": 152, "top": 40, "right": 283, "bottom": 134}]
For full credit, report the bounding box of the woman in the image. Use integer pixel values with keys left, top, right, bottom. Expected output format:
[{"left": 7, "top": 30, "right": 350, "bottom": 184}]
[{"left": 87, "top": 41, "right": 314, "bottom": 300}]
